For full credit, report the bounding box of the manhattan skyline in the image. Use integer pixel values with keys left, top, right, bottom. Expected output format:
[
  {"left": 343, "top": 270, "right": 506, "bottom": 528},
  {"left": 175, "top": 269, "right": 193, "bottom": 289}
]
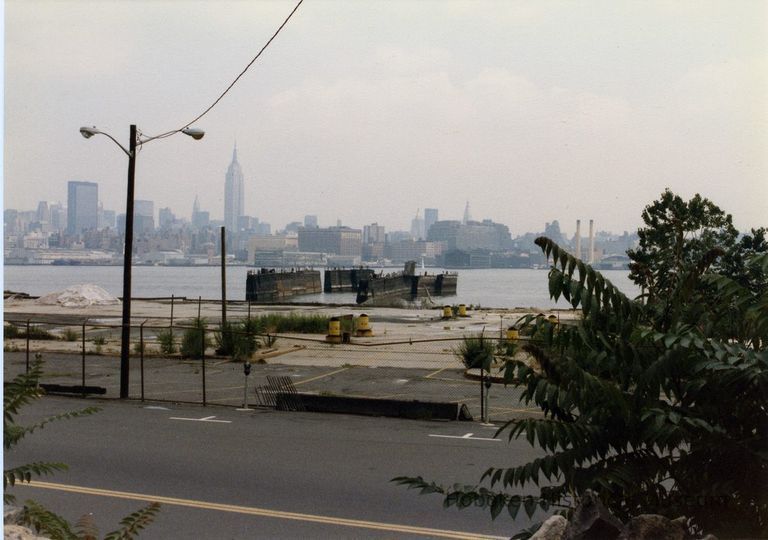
[{"left": 4, "top": 1, "right": 766, "bottom": 234}]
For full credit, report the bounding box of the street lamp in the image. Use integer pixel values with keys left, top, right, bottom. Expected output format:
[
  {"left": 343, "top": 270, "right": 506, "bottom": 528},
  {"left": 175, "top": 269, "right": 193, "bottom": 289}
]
[{"left": 80, "top": 123, "right": 204, "bottom": 398}]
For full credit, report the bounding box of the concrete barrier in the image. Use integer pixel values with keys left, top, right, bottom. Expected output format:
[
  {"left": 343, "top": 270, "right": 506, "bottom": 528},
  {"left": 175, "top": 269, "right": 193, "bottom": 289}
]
[{"left": 277, "top": 393, "right": 472, "bottom": 421}]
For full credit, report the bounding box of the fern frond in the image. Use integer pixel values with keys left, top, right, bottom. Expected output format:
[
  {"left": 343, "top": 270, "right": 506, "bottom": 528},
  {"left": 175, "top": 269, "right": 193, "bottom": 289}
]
[{"left": 102, "top": 502, "right": 161, "bottom": 540}]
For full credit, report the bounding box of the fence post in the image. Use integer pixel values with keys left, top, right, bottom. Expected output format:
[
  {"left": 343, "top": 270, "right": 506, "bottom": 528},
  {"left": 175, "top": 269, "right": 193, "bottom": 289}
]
[
  {"left": 248, "top": 299, "right": 251, "bottom": 320},
  {"left": 25, "top": 319, "right": 31, "bottom": 373},
  {"left": 480, "top": 364, "right": 485, "bottom": 423},
  {"left": 81, "top": 319, "right": 87, "bottom": 398},
  {"left": 170, "top": 294, "right": 175, "bottom": 333},
  {"left": 140, "top": 320, "right": 146, "bottom": 402},
  {"left": 198, "top": 295, "right": 202, "bottom": 320},
  {"left": 201, "top": 325, "right": 207, "bottom": 406}
]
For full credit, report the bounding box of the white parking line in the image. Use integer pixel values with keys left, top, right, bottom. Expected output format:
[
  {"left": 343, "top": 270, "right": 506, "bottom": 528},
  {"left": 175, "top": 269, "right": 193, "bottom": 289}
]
[
  {"left": 169, "top": 415, "right": 232, "bottom": 424},
  {"left": 429, "top": 433, "right": 500, "bottom": 442}
]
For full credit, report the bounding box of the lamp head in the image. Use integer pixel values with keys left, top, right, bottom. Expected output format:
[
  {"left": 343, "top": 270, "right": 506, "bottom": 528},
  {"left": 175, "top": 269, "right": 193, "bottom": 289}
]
[
  {"left": 80, "top": 126, "right": 99, "bottom": 139},
  {"left": 181, "top": 127, "right": 205, "bottom": 140}
]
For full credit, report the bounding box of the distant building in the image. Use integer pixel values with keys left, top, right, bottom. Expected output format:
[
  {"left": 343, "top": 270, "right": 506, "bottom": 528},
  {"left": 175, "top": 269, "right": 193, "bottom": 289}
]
[
  {"left": 304, "top": 215, "right": 318, "bottom": 228},
  {"left": 5, "top": 209, "right": 19, "bottom": 234},
  {"left": 224, "top": 145, "right": 244, "bottom": 237},
  {"left": 67, "top": 181, "right": 98, "bottom": 235},
  {"left": 36, "top": 201, "right": 50, "bottom": 224},
  {"left": 298, "top": 226, "right": 361, "bottom": 256},
  {"left": 410, "top": 209, "right": 425, "bottom": 240},
  {"left": 424, "top": 208, "right": 438, "bottom": 237},
  {"left": 428, "top": 219, "right": 511, "bottom": 251},
  {"left": 283, "top": 221, "right": 303, "bottom": 234},
  {"left": 363, "top": 223, "right": 386, "bottom": 244},
  {"left": 158, "top": 207, "right": 175, "bottom": 229},
  {"left": 191, "top": 196, "right": 210, "bottom": 229},
  {"left": 100, "top": 209, "right": 116, "bottom": 229},
  {"left": 386, "top": 240, "right": 443, "bottom": 264},
  {"left": 134, "top": 200, "right": 155, "bottom": 233},
  {"left": 50, "top": 203, "right": 66, "bottom": 232}
]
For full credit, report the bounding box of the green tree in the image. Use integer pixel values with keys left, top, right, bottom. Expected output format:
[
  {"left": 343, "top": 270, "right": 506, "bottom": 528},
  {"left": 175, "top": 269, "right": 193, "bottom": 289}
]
[
  {"left": 627, "top": 189, "right": 738, "bottom": 303},
  {"left": 395, "top": 236, "right": 768, "bottom": 538},
  {"left": 5, "top": 358, "right": 161, "bottom": 539}
]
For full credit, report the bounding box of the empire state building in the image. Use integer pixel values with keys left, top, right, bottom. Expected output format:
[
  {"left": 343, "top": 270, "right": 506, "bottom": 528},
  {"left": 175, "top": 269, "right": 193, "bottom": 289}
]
[{"left": 224, "top": 145, "right": 244, "bottom": 236}]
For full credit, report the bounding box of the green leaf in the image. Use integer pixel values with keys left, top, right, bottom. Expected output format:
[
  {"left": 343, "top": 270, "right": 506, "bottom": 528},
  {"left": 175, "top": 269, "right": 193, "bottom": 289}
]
[{"left": 490, "top": 494, "right": 506, "bottom": 519}]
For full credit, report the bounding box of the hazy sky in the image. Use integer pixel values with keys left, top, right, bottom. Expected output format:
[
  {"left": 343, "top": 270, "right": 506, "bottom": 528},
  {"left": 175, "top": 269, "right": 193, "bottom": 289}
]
[{"left": 4, "top": 0, "right": 767, "bottom": 235}]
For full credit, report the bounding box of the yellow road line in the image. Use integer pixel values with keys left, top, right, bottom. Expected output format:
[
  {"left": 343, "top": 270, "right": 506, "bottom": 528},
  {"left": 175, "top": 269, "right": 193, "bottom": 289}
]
[
  {"left": 23, "top": 481, "right": 505, "bottom": 540},
  {"left": 424, "top": 366, "right": 452, "bottom": 379},
  {"left": 294, "top": 367, "right": 350, "bottom": 386}
]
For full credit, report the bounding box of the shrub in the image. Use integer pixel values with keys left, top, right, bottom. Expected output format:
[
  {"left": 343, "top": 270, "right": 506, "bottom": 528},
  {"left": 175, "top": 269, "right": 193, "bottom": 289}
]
[
  {"left": 215, "top": 321, "right": 260, "bottom": 360},
  {"left": 180, "top": 319, "right": 210, "bottom": 358},
  {"left": 454, "top": 334, "right": 494, "bottom": 370},
  {"left": 156, "top": 328, "right": 176, "bottom": 355},
  {"left": 3, "top": 324, "right": 57, "bottom": 341},
  {"left": 62, "top": 328, "right": 78, "bottom": 342},
  {"left": 92, "top": 335, "right": 106, "bottom": 346},
  {"left": 247, "top": 313, "right": 329, "bottom": 334}
]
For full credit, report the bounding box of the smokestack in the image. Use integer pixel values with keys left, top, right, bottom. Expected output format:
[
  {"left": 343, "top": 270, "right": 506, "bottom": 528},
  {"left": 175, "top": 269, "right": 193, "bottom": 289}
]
[
  {"left": 588, "top": 219, "right": 595, "bottom": 264},
  {"left": 575, "top": 220, "right": 581, "bottom": 260}
]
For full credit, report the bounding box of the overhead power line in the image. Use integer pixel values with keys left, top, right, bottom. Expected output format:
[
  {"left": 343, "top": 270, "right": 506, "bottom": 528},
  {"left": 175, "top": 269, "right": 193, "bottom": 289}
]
[{"left": 143, "top": 0, "right": 304, "bottom": 143}]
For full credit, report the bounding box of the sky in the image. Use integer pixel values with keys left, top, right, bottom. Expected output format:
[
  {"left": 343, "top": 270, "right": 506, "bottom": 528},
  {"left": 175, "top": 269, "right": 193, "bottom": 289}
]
[{"left": 4, "top": 0, "right": 767, "bottom": 236}]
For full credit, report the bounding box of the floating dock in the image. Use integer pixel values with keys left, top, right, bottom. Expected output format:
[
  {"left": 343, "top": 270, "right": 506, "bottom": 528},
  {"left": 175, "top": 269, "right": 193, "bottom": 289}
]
[
  {"left": 245, "top": 269, "right": 322, "bottom": 303},
  {"left": 323, "top": 268, "right": 376, "bottom": 293},
  {"left": 327, "top": 262, "right": 457, "bottom": 304}
]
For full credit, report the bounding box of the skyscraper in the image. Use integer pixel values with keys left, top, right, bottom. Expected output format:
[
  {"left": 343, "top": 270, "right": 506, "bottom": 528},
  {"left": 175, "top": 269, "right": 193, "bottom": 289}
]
[
  {"left": 134, "top": 200, "right": 155, "bottom": 233},
  {"left": 424, "top": 208, "right": 438, "bottom": 237},
  {"left": 462, "top": 201, "right": 472, "bottom": 225},
  {"left": 224, "top": 145, "right": 244, "bottom": 235},
  {"left": 67, "top": 181, "right": 98, "bottom": 235}
]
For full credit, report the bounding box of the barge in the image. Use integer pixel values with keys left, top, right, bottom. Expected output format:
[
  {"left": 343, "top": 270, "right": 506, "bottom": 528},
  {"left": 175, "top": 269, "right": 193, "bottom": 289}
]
[
  {"left": 327, "top": 261, "right": 457, "bottom": 304},
  {"left": 245, "top": 268, "right": 322, "bottom": 303}
]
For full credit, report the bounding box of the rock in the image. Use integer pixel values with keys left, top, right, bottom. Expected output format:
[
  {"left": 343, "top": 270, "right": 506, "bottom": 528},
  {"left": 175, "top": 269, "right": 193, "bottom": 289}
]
[
  {"left": 697, "top": 535, "right": 718, "bottom": 540},
  {"left": 620, "top": 514, "right": 685, "bottom": 540},
  {"left": 531, "top": 515, "right": 568, "bottom": 540},
  {"left": 4, "top": 524, "right": 49, "bottom": 540},
  {"left": 564, "top": 490, "right": 624, "bottom": 540},
  {"left": 3, "top": 506, "right": 23, "bottom": 526}
]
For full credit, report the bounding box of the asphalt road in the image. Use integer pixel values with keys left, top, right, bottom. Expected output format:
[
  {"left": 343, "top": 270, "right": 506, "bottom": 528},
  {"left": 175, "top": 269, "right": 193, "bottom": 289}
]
[{"left": 8, "top": 396, "right": 548, "bottom": 539}]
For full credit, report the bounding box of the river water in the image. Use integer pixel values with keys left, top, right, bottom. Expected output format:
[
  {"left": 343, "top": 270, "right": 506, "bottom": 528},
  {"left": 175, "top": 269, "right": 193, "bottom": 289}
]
[{"left": 3, "top": 265, "right": 640, "bottom": 309}]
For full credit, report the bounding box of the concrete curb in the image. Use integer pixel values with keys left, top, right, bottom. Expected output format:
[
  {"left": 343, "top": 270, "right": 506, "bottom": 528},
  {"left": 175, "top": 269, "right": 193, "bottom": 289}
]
[{"left": 280, "top": 393, "right": 473, "bottom": 421}]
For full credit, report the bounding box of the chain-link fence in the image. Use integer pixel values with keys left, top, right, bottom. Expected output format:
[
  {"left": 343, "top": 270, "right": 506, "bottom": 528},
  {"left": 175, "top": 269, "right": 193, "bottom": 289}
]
[{"left": 4, "top": 314, "right": 539, "bottom": 422}]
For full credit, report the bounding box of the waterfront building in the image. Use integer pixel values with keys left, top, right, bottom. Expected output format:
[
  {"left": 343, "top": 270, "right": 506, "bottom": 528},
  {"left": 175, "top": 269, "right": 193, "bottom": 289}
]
[
  {"left": 427, "top": 219, "right": 511, "bottom": 251},
  {"left": 224, "top": 145, "right": 244, "bottom": 238},
  {"left": 386, "top": 239, "right": 443, "bottom": 264},
  {"left": 66, "top": 181, "right": 98, "bottom": 235}
]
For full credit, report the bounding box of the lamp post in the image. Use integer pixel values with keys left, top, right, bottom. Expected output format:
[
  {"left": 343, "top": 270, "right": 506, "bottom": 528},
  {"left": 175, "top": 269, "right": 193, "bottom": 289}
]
[{"left": 80, "top": 124, "right": 204, "bottom": 398}]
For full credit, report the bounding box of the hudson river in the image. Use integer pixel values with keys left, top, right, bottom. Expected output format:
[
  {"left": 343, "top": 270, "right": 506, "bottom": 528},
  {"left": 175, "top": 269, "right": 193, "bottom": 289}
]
[{"left": 4, "top": 265, "right": 640, "bottom": 310}]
